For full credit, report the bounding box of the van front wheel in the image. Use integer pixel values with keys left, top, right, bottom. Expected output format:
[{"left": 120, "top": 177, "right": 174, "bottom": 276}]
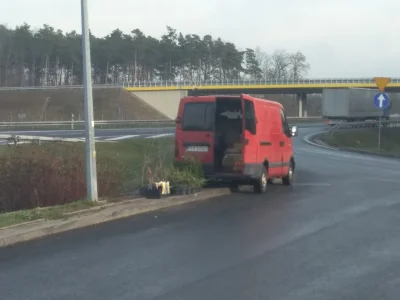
[{"left": 254, "top": 168, "right": 268, "bottom": 193}]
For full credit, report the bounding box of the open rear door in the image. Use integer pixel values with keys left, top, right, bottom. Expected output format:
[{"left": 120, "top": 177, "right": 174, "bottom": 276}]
[
  {"left": 241, "top": 94, "right": 258, "bottom": 165},
  {"left": 176, "top": 98, "right": 215, "bottom": 172}
]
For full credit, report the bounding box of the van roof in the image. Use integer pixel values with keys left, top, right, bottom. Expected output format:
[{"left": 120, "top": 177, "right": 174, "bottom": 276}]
[{"left": 181, "top": 95, "right": 283, "bottom": 109}]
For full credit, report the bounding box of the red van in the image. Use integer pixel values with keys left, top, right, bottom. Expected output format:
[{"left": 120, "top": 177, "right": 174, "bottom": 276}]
[{"left": 174, "top": 94, "right": 298, "bottom": 193}]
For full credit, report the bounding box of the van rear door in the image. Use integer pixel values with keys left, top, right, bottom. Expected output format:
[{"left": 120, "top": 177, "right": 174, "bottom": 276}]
[
  {"left": 176, "top": 99, "right": 215, "bottom": 167},
  {"left": 241, "top": 94, "right": 258, "bottom": 165}
]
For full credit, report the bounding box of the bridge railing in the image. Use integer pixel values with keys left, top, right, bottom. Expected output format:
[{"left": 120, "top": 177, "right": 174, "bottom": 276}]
[{"left": 124, "top": 78, "right": 400, "bottom": 88}]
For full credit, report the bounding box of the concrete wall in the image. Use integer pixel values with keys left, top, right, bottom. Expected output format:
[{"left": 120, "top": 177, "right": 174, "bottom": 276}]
[{"left": 132, "top": 90, "right": 188, "bottom": 119}]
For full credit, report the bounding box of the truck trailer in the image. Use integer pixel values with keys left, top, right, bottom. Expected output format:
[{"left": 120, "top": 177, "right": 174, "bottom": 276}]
[{"left": 322, "top": 88, "right": 391, "bottom": 123}]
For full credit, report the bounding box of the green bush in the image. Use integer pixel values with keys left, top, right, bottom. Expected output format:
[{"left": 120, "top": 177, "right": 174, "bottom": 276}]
[
  {"left": 168, "top": 167, "right": 205, "bottom": 187},
  {"left": 169, "top": 157, "right": 205, "bottom": 187},
  {"left": 173, "top": 156, "right": 204, "bottom": 178}
]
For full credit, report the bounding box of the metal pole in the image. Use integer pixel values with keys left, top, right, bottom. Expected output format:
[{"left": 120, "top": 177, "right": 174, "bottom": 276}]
[
  {"left": 80, "top": 0, "right": 98, "bottom": 201},
  {"left": 378, "top": 116, "right": 381, "bottom": 150}
]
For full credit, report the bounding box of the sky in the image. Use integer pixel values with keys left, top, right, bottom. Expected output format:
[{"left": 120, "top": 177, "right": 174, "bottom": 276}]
[{"left": 2, "top": 0, "right": 400, "bottom": 78}]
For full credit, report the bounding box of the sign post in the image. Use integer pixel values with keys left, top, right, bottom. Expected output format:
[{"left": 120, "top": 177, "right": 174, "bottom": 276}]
[
  {"left": 373, "top": 91, "right": 390, "bottom": 151},
  {"left": 373, "top": 77, "right": 391, "bottom": 150}
]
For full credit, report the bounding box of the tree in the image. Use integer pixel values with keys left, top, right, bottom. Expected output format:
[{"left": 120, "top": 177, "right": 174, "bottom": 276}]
[
  {"left": 288, "top": 51, "right": 310, "bottom": 80},
  {"left": 245, "top": 48, "right": 262, "bottom": 79},
  {"left": 0, "top": 23, "right": 311, "bottom": 86}
]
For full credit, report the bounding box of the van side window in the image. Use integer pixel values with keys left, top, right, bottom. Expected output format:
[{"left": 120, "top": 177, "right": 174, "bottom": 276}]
[
  {"left": 280, "top": 109, "right": 290, "bottom": 136},
  {"left": 182, "top": 102, "right": 215, "bottom": 131},
  {"left": 245, "top": 100, "right": 256, "bottom": 135}
]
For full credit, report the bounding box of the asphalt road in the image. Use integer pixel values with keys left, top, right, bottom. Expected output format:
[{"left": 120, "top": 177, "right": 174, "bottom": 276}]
[
  {"left": 0, "top": 128, "right": 176, "bottom": 144},
  {"left": 1, "top": 126, "right": 400, "bottom": 299},
  {"left": 0, "top": 123, "right": 326, "bottom": 142}
]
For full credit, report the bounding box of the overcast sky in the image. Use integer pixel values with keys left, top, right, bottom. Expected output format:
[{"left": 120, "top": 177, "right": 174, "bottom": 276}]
[{"left": 2, "top": 0, "right": 399, "bottom": 78}]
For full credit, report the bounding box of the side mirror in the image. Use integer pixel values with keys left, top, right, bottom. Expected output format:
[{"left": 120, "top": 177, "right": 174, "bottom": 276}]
[{"left": 291, "top": 125, "right": 298, "bottom": 137}]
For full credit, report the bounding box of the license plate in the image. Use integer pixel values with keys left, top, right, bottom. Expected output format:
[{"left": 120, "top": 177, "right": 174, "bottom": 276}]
[{"left": 186, "top": 145, "right": 209, "bottom": 152}]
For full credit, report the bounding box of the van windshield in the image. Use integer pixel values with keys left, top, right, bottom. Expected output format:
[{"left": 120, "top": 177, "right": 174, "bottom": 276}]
[{"left": 182, "top": 102, "right": 215, "bottom": 131}]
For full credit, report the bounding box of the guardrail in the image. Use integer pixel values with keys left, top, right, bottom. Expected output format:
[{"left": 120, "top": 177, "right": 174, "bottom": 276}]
[
  {"left": 0, "top": 84, "right": 121, "bottom": 91},
  {"left": 124, "top": 78, "right": 400, "bottom": 88},
  {"left": 328, "top": 120, "right": 400, "bottom": 136},
  {"left": 0, "top": 117, "right": 322, "bottom": 131},
  {"left": 0, "top": 120, "right": 176, "bottom": 130},
  {"left": 0, "top": 134, "right": 84, "bottom": 145}
]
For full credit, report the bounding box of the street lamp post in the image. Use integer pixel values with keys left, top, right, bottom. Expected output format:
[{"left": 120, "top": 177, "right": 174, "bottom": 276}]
[{"left": 80, "top": 0, "right": 98, "bottom": 201}]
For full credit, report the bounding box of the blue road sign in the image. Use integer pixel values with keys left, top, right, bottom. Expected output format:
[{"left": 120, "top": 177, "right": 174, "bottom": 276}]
[{"left": 374, "top": 93, "right": 390, "bottom": 109}]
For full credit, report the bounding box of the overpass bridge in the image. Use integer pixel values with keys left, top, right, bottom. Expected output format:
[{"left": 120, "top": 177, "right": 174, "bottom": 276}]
[
  {"left": 2, "top": 78, "right": 399, "bottom": 120},
  {"left": 124, "top": 78, "right": 400, "bottom": 118},
  {"left": 124, "top": 78, "right": 400, "bottom": 94}
]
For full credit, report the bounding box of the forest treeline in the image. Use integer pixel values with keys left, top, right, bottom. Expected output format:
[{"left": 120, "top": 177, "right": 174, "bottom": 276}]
[{"left": 0, "top": 23, "right": 310, "bottom": 87}]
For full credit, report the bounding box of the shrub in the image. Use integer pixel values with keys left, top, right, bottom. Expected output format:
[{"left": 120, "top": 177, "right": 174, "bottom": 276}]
[
  {"left": 169, "top": 157, "right": 205, "bottom": 188},
  {"left": 0, "top": 143, "right": 124, "bottom": 213},
  {"left": 168, "top": 168, "right": 205, "bottom": 187},
  {"left": 173, "top": 156, "right": 204, "bottom": 178}
]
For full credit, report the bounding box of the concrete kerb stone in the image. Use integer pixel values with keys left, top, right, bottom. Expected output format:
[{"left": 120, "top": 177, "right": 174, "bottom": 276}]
[
  {"left": 303, "top": 132, "right": 400, "bottom": 159},
  {"left": 0, "top": 188, "right": 231, "bottom": 248},
  {"left": 303, "top": 133, "right": 339, "bottom": 151}
]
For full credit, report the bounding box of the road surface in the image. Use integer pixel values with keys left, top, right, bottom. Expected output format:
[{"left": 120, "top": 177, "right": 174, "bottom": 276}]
[
  {"left": 0, "top": 123, "right": 328, "bottom": 142},
  {"left": 0, "top": 127, "right": 176, "bottom": 144},
  {"left": 1, "top": 126, "right": 400, "bottom": 299}
]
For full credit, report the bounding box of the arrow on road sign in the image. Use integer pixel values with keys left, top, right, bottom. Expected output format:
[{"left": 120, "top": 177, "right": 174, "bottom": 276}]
[
  {"left": 374, "top": 77, "right": 391, "bottom": 92},
  {"left": 377, "top": 94, "right": 386, "bottom": 107},
  {"left": 374, "top": 92, "right": 390, "bottom": 109}
]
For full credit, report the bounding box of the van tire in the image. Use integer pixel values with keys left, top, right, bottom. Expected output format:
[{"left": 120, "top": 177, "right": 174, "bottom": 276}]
[
  {"left": 282, "top": 162, "right": 294, "bottom": 186},
  {"left": 254, "top": 167, "right": 268, "bottom": 194}
]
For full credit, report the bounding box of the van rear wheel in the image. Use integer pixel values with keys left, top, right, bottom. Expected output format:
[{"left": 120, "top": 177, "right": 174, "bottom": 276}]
[{"left": 254, "top": 168, "right": 268, "bottom": 194}]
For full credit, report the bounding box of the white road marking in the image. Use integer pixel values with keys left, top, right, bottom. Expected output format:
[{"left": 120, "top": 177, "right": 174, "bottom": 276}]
[
  {"left": 145, "top": 133, "right": 174, "bottom": 139},
  {"left": 106, "top": 135, "right": 139, "bottom": 141},
  {"left": 293, "top": 183, "right": 331, "bottom": 187}
]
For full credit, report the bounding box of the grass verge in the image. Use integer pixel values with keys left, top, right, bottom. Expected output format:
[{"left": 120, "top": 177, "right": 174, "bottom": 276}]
[
  {"left": 317, "top": 127, "right": 400, "bottom": 155},
  {"left": 0, "top": 137, "right": 175, "bottom": 227},
  {"left": 0, "top": 200, "right": 100, "bottom": 228}
]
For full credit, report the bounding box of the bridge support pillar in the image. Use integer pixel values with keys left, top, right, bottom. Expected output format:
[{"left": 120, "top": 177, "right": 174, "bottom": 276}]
[{"left": 296, "top": 93, "right": 308, "bottom": 117}]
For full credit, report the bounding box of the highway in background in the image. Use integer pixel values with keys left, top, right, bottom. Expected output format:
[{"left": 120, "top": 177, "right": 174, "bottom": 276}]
[{"left": 1, "top": 126, "right": 400, "bottom": 299}]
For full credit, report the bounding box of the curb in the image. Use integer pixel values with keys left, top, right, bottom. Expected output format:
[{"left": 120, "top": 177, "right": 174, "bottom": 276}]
[
  {"left": 303, "top": 132, "right": 400, "bottom": 160},
  {"left": 303, "top": 133, "right": 338, "bottom": 151},
  {"left": 0, "top": 188, "right": 230, "bottom": 248}
]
